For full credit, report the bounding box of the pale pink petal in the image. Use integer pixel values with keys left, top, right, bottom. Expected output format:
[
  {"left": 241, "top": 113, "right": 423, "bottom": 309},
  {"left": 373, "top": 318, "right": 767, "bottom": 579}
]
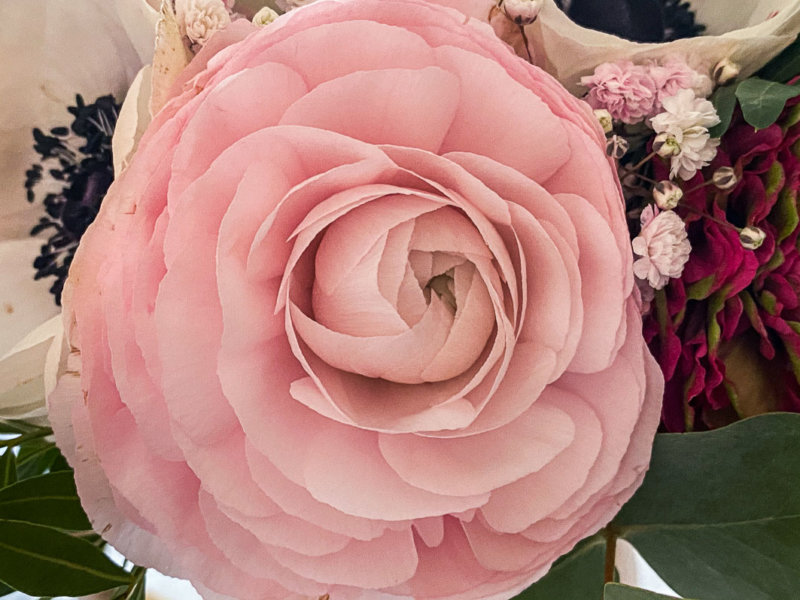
[{"left": 279, "top": 67, "right": 460, "bottom": 153}]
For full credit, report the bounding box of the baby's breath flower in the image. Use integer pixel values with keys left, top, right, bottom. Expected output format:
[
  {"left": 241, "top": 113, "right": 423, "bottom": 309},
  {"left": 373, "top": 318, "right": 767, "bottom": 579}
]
[
  {"left": 500, "top": 0, "right": 542, "bottom": 26},
  {"left": 606, "top": 134, "right": 629, "bottom": 159},
  {"left": 651, "top": 89, "right": 721, "bottom": 180},
  {"left": 594, "top": 108, "right": 613, "bottom": 133},
  {"left": 739, "top": 226, "right": 767, "bottom": 250},
  {"left": 653, "top": 180, "right": 683, "bottom": 210},
  {"left": 176, "top": 0, "right": 231, "bottom": 46},
  {"left": 633, "top": 205, "right": 691, "bottom": 290},
  {"left": 653, "top": 132, "right": 681, "bottom": 158},
  {"left": 713, "top": 58, "right": 741, "bottom": 86},
  {"left": 252, "top": 6, "right": 279, "bottom": 26},
  {"left": 712, "top": 166, "right": 738, "bottom": 190}
]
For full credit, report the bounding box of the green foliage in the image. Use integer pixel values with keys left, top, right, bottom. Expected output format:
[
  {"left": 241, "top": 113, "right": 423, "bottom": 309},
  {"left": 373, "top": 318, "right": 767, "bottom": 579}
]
[
  {"left": 515, "top": 536, "right": 606, "bottom": 599},
  {"left": 515, "top": 413, "right": 800, "bottom": 600},
  {"left": 0, "top": 451, "right": 17, "bottom": 488},
  {"left": 0, "top": 472, "right": 91, "bottom": 530},
  {"left": 613, "top": 413, "right": 800, "bottom": 600},
  {"left": 709, "top": 84, "right": 739, "bottom": 138},
  {"left": 735, "top": 78, "right": 800, "bottom": 130},
  {"left": 0, "top": 424, "right": 146, "bottom": 599},
  {"left": 758, "top": 36, "right": 800, "bottom": 83},
  {"left": 0, "top": 519, "right": 131, "bottom": 596},
  {"left": 604, "top": 583, "right": 694, "bottom": 599}
]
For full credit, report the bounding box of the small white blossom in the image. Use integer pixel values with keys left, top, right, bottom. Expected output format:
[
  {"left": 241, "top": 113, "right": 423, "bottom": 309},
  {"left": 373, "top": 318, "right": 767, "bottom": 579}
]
[
  {"left": 653, "top": 131, "right": 680, "bottom": 158},
  {"left": 176, "top": 0, "right": 231, "bottom": 46},
  {"left": 594, "top": 108, "right": 613, "bottom": 133},
  {"left": 712, "top": 166, "right": 738, "bottom": 190},
  {"left": 713, "top": 58, "right": 741, "bottom": 86},
  {"left": 633, "top": 206, "right": 691, "bottom": 290},
  {"left": 651, "top": 89, "right": 721, "bottom": 180},
  {"left": 651, "top": 88, "right": 720, "bottom": 131},
  {"left": 653, "top": 180, "right": 683, "bottom": 210},
  {"left": 665, "top": 126, "right": 720, "bottom": 180},
  {"left": 252, "top": 6, "right": 279, "bottom": 26},
  {"left": 739, "top": 226, "right": 766, "bottom": 250},
  {"left": 501, "top": 0, "right": 543, "bottom": 25}
]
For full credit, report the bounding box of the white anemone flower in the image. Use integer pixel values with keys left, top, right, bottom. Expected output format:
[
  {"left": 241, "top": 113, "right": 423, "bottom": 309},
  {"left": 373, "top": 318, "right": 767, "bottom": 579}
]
[
  {"left": 436, "top": 0, "right": 800, "bottom": 94},
  {"left": 0, "top": 0, "right": 158, "bottom": 420},
  {"left": 526, "top": 0, "right": 800, "bottom": 93}
]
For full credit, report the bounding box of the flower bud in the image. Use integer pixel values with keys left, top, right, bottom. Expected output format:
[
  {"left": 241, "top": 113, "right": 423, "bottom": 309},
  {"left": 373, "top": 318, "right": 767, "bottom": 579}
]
[
  {"left": 606, "top": 135, "right": 629, "bottom": 160},
  {"left": 500, "top": 0, "right": 542, "bottom": 25},
  {"left": 594, "top": 109, "right": 613, "bottom": 134},
  {"left": 739, "top": 226, "right": 766, "bottom": 250},
  {"left": 653, "top": 180, "right": 683, "bottom": 210},
  {"left": 712, "top": 166, "right": 738, "bottom": 190},
  {"left": 713, "top": 58, "right": 740, "bottom": 86},
  {"left": 653, "top": 132, "right": 680, "bottom": 158},
  {"left": 252, "top": 6, "right": 279, "bottom": 25}
]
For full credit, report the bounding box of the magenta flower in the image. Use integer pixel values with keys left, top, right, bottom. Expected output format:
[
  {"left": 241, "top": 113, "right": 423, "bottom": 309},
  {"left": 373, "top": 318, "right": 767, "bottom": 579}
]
[{"left": 645, "top": 98, "right": 800, "bottom": 431}]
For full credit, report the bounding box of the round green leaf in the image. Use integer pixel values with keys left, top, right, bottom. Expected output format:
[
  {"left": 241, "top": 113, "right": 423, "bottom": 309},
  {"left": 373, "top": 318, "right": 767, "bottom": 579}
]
[
  {"left": 614, "top": 413, "right": 800, "bottom": 600},
  {"left": 514, "top": 535, "right": 606, "bottom": 599},
  {"left": 735, "top": 78, "right": 800, "bottom": 130}
]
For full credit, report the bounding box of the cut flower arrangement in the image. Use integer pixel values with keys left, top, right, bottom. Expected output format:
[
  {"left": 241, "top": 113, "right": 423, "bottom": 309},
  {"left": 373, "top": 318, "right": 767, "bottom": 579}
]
[{"left": 1, "top": 1, "right": 800, "bottom": 599}]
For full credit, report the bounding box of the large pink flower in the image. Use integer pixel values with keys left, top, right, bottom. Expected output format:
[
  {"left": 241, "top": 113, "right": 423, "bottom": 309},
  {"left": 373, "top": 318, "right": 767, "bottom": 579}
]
[{"left": 49, "top": 1, "right": 663, "bottom": 598}]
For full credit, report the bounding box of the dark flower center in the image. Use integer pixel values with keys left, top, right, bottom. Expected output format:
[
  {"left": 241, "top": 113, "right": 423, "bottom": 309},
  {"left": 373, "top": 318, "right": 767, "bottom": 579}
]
[
  {"left": 25, "top": 95, "right": 119, "bottom": 306},
  {"left": 556, "top": 0, "right": 705, "bottom": 42}
]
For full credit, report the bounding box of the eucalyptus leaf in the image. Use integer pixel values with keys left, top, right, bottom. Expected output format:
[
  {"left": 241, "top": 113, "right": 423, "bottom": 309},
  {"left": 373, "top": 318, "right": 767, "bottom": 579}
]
[
  {"left": 709, "top": 84, "right": 738, "bottom": 138},
  {"left": 0, "top": 519, "right": 130, "bottom": 596},
  {"left": 0, "top": 472, "right": 90, "bottom": 530},
  {"left": 735, "top": 78, "right": 800, "bottom": 129},
  {"left": 613, "top": 413, "right": 800, "bottom": 600},
  {"left": 604, "top": 583, "right": 689, "bottom": 599},
  {"left": 0, "top": 451, "right": 16, "bottom": 488},
  {"left": 514, "top": 535, "right": 606, "bottom": 599}
]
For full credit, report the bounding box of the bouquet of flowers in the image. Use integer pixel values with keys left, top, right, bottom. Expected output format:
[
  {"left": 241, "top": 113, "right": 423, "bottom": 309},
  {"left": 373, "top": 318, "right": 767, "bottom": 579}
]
[{"left": 1, "top": 1, "right": 800, "bottom": 599}]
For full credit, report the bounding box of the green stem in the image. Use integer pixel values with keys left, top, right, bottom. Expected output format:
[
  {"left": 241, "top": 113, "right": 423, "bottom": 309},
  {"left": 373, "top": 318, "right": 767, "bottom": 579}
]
[
  {"left": 122, "top": 566, "right": 146, "bottom": 600},
  {"left": 0, "top": 427, "right": 53, "bottom": 448},
  {"left": 603, "top": 527, "right": 618, "bottom": 586}
]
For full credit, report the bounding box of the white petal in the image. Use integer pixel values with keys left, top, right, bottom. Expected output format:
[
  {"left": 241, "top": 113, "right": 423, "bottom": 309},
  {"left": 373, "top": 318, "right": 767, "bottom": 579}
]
[
  {"left": 0, "top": 0, "right": 154, "bottom": 236},
  {"left": 0, "top": 315, "right": 62, "bottom": 419},
  {"left": 113, "top": 65, "right": 154, "bottom": 175},
  {"left": 526, "top": 0, "right": 800, "bottom": 94},
  {"left": 0, "top": 239, "right": 59, "bottom": 357}
]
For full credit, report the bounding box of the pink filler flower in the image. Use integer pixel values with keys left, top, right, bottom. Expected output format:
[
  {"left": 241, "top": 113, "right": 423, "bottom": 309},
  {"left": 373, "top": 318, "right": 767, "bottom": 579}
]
[
  {"left": 581, "top": 60, "right": 657, "bottom": 124},
  {"left": 49, "top": 1, "right": 663, "bottom": 598}
]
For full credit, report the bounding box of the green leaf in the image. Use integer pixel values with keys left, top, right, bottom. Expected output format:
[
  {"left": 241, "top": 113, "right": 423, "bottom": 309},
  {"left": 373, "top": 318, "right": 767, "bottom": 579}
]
[
  {"left": 613, "top": 413, "right": 800, "bottom": 600},
  {"left": 0, "top": 471, "right": 91, "bottom": 530},
  {"left": 735, "top": 78, "right": 800, "bottom": 130},
  {"left": 0, "top": 580, "right": 13, "bottom": 597},
  {"left": 0, "top": 519, "right": 131, "bottom": 596},
  {"left": 0, "top": 420, "right": 40, "bottom": 435},
  {"left": 15, "top": 441, "right": 62, "bottom": 480},
  {"left": 709, "top": 84, "right": 738, "bottom": 138},
  {"left": 758, "top": 36, "right": 800, "bottom": 83},
  {"left": 514, "top": 535, "right": 606, "bottom": 599},
  {"left": 604, "top": 583, "right": 692, "bottom": 600},
  {"left": 0, "top": 451, "right": 16, "bottom": 488}
]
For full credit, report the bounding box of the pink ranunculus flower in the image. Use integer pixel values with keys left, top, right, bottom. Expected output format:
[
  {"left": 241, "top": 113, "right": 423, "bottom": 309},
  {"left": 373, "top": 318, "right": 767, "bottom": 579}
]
[{"left": 49, "top": 1, "right": 664, "bottom": 598}]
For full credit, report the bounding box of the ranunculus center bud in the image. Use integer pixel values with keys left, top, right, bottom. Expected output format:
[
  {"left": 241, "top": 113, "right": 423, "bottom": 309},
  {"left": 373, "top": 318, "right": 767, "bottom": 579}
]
[{"left": 304, "top": 201, "right": 497, "bottom": 384}]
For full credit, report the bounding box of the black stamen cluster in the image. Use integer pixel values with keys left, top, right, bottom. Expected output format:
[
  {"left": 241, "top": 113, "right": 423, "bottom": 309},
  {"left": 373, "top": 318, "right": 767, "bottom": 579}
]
[
  {"left": 555, "top": 0, "right": 705, "bottom": 42},
  {"left": 25, "top": 95, "right": 119, "bottom": 305}
]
